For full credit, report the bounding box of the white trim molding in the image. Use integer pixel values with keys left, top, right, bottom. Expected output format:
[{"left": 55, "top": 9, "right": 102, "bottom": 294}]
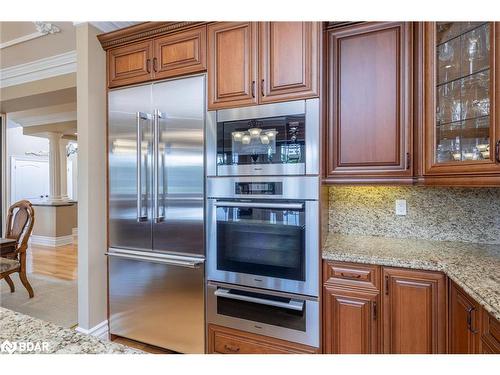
[
  {"left": 0, "top": 22, "right": 61, "bottom": 50},
  {"left": 76, "top": 320, "right": 109, "bottom": 341},
  {"left": 0, "top": 50, "right": 76, "bottom": 88},
  {"left": 73, "top": 22, "right": 139, "bottom": 33},
  {"left": 30, "top": 234, "right": 74, "bottom": 247}
]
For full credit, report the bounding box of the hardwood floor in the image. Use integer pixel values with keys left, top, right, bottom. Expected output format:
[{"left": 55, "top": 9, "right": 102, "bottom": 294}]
[
  {"left": 112, "top": 336, "right": 176, "bottom": 354},
  {"left": 26, "top": 243, "right": 78, "bottom": 281}
]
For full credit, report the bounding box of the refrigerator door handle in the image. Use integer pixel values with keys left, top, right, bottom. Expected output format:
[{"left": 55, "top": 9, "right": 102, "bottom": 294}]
[
  {"left": 136, "top": 112, "right": 151, "bottom": 222},
  {"left": 106, "top": 251, "right": 204, "bottom": 268},
  {"left": 153, "top": 109, "right": 165, "bottom": 224}
]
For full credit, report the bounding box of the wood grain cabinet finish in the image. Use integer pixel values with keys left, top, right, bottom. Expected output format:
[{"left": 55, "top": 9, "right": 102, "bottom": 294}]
[
  {"left": 153, "top": 26, "right": 207, "bottom": 80},
  {"left": 108, "top": 40, "right": 154, "bottom": 88},
  {"left": 323, "top": 285, "right": 380, "bottom": 354},
  {"left": 449, "top": 281, "right": 481, "bottom": 354},
  {"left": 207, "top": 22, "right": 258, "bottom": 110},
  {"left": 323, "top": 261, "right": 380, "bottom": 291},
  {"left": 325, "top": 22, "right": 413, "bottom": 183},
  {"left": 481, "top": 308, "right": 500, "bottom": 353},
  {"left": 207, "top": 324, "right": 318, "bottom": 354},
  {"left": 259, "top": 22, "right": 320, "bottom": 103},
  {"left": 422, "top": 22, "right": 500, "bottom": 185},
  {"left": 382, "top": 267, "right": 447, "bottom": 353}
]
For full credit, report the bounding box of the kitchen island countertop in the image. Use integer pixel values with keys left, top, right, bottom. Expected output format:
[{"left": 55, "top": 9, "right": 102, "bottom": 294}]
[
  {"left": 323, "top": 233, "right": 500, "bottom": 321},
  {"left": 0, "top": 307, "right": 143, "bottom": 354}
]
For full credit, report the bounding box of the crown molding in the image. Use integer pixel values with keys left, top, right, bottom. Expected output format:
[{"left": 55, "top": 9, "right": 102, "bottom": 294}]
[
  {"left": 0, "top": 50, "right": 76, "bottom": 88},
  {"left": 97, "top": 21, "right": 208, "bottom": 49},
  {"left": 0, "top": 22, "right": 61, "bottom": 50}
]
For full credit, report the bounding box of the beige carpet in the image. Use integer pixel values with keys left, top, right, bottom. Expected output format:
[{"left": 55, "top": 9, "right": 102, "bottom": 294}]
[{"left": 0, "top": 273, "right": 77, "bottom": 328}]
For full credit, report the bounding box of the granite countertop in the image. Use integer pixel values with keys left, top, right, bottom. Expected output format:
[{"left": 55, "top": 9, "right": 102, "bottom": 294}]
[
  {"left": 323, "top": 233, "right": 500, "bottom": 321},
  {"left": 0, "top": 307, "right": 143, "bottom": 354}
]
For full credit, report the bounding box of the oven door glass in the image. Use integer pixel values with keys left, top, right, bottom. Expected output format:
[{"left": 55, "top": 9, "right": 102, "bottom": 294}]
[
  {"left": 216, "top": 201, "right": 305, "bottom": 281},
  {"left": 217, "top": 115, "right": 305, "bottom": 167}
]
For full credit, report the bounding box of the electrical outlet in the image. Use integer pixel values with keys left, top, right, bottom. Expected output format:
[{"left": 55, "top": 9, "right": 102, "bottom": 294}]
[{"left": 395, "top": 199, "right": 407, "bottom": 216}]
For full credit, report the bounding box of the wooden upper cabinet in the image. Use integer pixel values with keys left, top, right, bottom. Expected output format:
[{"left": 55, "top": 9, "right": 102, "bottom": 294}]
[
  {"left": 423, "top": 22, "right": 500, "bottom": 184},
  {"left": 207, "top": 22, "right": 258, "bottom": 110},
  {"left": 382, "top": 268, "right": 446, "bottom": 354},
  {"left": 153, "top": 26, "right": 207, "bottom": 80},
  {"left": 449, "top": 281, "right": 481, "bottom": 354},
  {"left": 108, "top": 40, "right": 154, "bottom": 88},
  {"left": 259, "top": 22, "right": 319, "bottom": 103},
  {"left": 323, "top": 285, "right": 380, "bottom": 354},
  {"left": 325, "top": 22, "right": 413, "bottom": 183}
]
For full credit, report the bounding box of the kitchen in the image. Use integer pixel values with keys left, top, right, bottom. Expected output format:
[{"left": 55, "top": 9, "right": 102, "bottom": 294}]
[
  {"left": 0, "top": 5, "right": 499, "bottom": 369},
  {"left": 96, "top": 20, "right": 499, "bottom": 355}
]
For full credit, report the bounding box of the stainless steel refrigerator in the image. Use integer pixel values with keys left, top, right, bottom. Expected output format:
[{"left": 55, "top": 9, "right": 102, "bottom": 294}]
[{"left": 107, "top": 74, "right": 206, "bottom": 353}]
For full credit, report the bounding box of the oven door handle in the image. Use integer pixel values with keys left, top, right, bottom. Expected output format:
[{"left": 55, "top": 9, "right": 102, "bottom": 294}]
[
  {"left": 214, "top": 201, "right": 304, "bottom": 210},
  {"left": 214, "top": 288, "right": 305, "bottom": 311}
]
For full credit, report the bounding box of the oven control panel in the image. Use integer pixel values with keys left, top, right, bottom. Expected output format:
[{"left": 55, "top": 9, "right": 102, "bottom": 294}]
[{"left": 235, "top": 182, "right": 283, "bottom": 195}]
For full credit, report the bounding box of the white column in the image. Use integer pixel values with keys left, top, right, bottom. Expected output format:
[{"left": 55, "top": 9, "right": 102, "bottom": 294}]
[
  {"left": 47, "top": 132, "right": 64, "bottom": 203},
  {"left": 60, "top": 138, "right": 70, "bottom": 201},
  {"left": 76, "top": 22, "right": 108, "bottom": 333}
]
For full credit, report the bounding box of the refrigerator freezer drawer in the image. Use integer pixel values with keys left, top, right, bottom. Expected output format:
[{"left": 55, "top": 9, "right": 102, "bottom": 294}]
[{"left": 108, "top": 250, "right": 205, "bottom": 353}]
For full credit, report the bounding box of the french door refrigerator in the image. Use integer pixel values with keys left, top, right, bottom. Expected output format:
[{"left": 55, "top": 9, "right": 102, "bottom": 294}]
[{"left": 107, "top": 75, "right": 206, "bottom": 353}]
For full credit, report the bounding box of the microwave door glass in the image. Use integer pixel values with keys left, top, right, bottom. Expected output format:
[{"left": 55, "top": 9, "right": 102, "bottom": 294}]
[{"left": 217, "top": 115, "right": 305, "bottom": 166}]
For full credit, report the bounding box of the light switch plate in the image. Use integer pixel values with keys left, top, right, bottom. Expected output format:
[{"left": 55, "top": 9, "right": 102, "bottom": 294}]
[{"left": 395, "top": 199, "right": 407, "bottom": 216}]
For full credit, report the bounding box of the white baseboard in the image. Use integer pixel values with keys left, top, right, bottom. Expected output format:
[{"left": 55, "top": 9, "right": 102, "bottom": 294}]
[
  {"left": 76, "top": 320, "right": 109, "bottom": 341},
  {"left": 30, "top": 234, "right": 74, "bottom": 247}
]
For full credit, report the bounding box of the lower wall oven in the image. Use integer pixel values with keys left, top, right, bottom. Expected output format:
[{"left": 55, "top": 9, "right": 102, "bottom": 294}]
[{"left": 207, "top": 282, "right": 319, "bottom": 348}]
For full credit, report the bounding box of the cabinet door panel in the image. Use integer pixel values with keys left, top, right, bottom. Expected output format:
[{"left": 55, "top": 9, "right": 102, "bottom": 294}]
[
  {"left": 208, "top": 22, "right": 258, "bottom": 109},
  {"left": 108, "top": 41, "right": 153, "bottom": 88},
  {"left": 323, "top": 286, "right": 380, "bottom": 354},
  {"left": 326, "top": 22, "right": 413, "bottom": 180},
  {"left": 153, "top": 26, "right": 207, "bottom": 80},
  {"left": 259, "top": 22, "right": 319, "bottom": 103},
  {"left": 383, "top": 268, "right": 446, "bottom": 353},
  {"left": 449, "top": 281, "right": 481, "bottom": 353},
  {"left": 423, "top": 22, "right": 500, "bottom": 178}
]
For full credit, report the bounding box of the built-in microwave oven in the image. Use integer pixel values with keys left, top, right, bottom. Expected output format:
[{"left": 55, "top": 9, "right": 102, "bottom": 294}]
[
  {"left": 207, "top": 281, "right": 319, "bottom": 348},
  {"left": 206, "top": 99, "right": 319, "bottom": 177},
  {"left": 206, "top": 176, "right": 319, "bottom": 297}
]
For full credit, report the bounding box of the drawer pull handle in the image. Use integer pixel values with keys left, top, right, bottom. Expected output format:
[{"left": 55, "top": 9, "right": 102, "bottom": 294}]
[
  {"left": 340, "top": 272, "right": 361, "bottom": 279},
  {"left": 224, "top": 344, "right": 240, "bottom": 353},
  {"left": 466, "top": 307, "right": 479, "bottom": 334}
]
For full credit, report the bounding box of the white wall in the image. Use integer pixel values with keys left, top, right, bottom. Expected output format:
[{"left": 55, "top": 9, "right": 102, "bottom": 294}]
[
  {"left": 76, "top": 23, "right": 107, "bottom": 332},
  {"left": 7, "top": 125, "right": 49, "bottom": 156}
]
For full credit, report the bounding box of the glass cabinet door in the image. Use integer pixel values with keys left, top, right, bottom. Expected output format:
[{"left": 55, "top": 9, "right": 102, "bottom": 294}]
[{"left": 425, "top": 22, "right": 500, "bottom": 175}]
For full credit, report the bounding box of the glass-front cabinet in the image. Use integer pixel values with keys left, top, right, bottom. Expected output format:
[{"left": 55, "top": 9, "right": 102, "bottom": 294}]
[{"left": 424, "top": 22, "right": 500, "bottom": 178}]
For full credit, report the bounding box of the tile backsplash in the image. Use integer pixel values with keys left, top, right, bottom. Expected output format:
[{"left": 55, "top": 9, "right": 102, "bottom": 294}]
[{"left": 329, "top": 186, "right": 500, "bottom": 245}]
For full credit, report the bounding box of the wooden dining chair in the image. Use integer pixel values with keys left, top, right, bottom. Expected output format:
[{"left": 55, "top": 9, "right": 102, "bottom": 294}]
[{"left": 0, "top": 200, "right": 35, "bottom": 298}]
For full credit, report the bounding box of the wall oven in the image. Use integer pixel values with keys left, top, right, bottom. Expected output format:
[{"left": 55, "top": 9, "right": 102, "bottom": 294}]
[
  {"left": 207, "top": 282, "right": 319, "bottom": 347},
  {"left": 206, "top": 99, "right": 319, "bottom": 177},
  {"left": 207, "top": 176, "right": 319, "bottom": 297}
]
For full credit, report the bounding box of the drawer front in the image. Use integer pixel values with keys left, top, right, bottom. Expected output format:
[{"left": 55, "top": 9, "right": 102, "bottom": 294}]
[
  {"left": 482, "top": 309, "right": 500, "bottom": 353},
  {"left": 323, "top": 261, "right": 380, "bottom": 290},
  {"left": 208, "top": 324, "right": 317, "bottom": 354}
]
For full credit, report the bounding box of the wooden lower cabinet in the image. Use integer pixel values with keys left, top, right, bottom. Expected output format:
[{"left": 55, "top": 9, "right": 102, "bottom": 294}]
[
  {"left": 449, "top": 281, "right": 481, "bottom": 354},
  {"left": 481, "top": 309, "right": 500, "bottom": 354},
  {"left": 323, "top": 285, "right": 380, "bottom": 353},
  {"left": 383, "top": 267, "right": 447, "bottom": 353},
  {"left": 207, "top": 324, "right": 318, "bottom": 354}
]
